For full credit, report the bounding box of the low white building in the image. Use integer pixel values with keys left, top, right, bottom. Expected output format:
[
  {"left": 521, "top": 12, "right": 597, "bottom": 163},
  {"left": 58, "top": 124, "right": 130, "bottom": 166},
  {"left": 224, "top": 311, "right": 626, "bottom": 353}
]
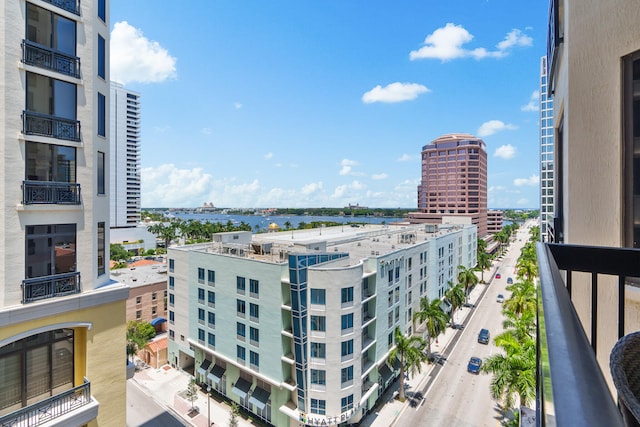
[{"left": 167, "top": 223, "right": 477, "bottom": 426}]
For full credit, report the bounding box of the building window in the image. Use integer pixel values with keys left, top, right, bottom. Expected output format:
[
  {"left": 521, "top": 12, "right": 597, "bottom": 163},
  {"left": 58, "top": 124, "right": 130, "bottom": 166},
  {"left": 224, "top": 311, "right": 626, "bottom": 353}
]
[
  {"left": 249, "top": 303, "right": 259, "bottom": 322},
  {"left": 97, "top": 222, "right": 105, "bottom": 275},
  {"left": 169, "top": 276, "right": 174, "bottom": 290},
  {"left": 198, "top": 329, "right": 205, "bottom": 342},
  {"left": 98, "top": 92, "right": 105, "bottom": 136},
  {"left": 169, "top": 259, "right": 174, "bottom": 272},
  {"left": 0, "top": 329, "right": 74, "bottom": 413},
  {"left": 208, "top": 312, "right": 215, "bottom": 328},
  {"left": 198, "top": 308, "right": 205, "bottom": 323},
  {"left": 249, "top": 279, "right": 259, "bottom": 298},
  {"left": 207, "top": 269, "right": 215, "bottom": 284},
  {"left": 250, "top": 351, "right": 259, "bottom": 370},
  {"left": 169, "top": 293, "right": 174, "bottom": 306},
  {"left": 206, "top": 290, "right": 215, "bottom": 307},
  {"left": 237, "top": 345, "right": 246, "bottom": 361},
  {"left": 341, "top": 395, "right": 354, "bottom": 412},
  {"left": 136, "top": 296, "right": 142, "bottom": 304},
  {"left": 136, "top": 310, "right": 141, "bottom": 319},
  {"left": 250, "top": 327, "right": 259, "bottom": 346},
  {"left": 341, "top": 313, "right": 353, "bottom": 331},
  {"left": 98, "top": 0, "right": 106, "bottom": 21},
  {"left": 236, "top": 276, "right": 246, "bottom": 294},
  {"left": 310, "top": 342, "right": 326, "bottom": 358},
  {"left": 151, "top": 306, "right": 157, "bottom": 316},
  {"left": 152, "top": 292, "right": 157, "bottom": 301},
  {"left": 26, "top": 224, "right": 76, "bottom": 280},
  {"left": 310, "top": 399, "right": 326, "bottom": 415},
  {"left": 341, "top": 366, "right": 354, "bottom": 385},
  {"left": 198, "top": 268, "right": 205, "bottom": 283},
  {"left": 237, "top": 300, "right": 246, "bottom": 317},
  {"left": 624, "top": 50, "right": 640, "bottom": 248},
  {"left": 97, "top": 151, "right": 105, "bottom": 194},
  {"left": 237, "top": 322, "right": 246, "bottom": 340},
  {"left": 208, "top": 333, "right": 215, "bottom": 348},
  {"left": 310, "top": 289, "right": 326, "bottom": 305},
  {"left": 341, "top": 287, "right": 354, "bottom": 304},
  {"left": 169, "top": 311, "right": 174, "bottom": 322},
  {"left": 310, "top": 369, "right": 326, "bottom": 385},
  {"left": 26, "top": 142, "right": 77, "bottom": 185},
  {"left": 341, "top": 340, "right": 354, "bottom": 357},
  {"left": 310, "top": 315, "right": 326, "bottom": 331},
  {"left": 198, "top": 288, "right": 205, "bottom": 303},
  {"left": 98, "top": 35, "right": 105, "bottom": 79}
]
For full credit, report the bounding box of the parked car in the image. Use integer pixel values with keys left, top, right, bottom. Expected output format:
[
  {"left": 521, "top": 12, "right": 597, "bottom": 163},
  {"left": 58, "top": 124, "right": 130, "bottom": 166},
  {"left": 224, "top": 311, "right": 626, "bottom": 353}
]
[
  {"left": 495, "top": 273, "right": 502, "bottom": 279},
  {"left": 478, "top": 328, "right": 490, "bottom": 344},
  {"left": 467, "top": 357, "right": 482, "bottom": 374},
  {"left": 496, "top": 294, "right": 504, "bottom": 303},
  {"left": 507, "top": 277, "right": 513, "bottom": 284}
]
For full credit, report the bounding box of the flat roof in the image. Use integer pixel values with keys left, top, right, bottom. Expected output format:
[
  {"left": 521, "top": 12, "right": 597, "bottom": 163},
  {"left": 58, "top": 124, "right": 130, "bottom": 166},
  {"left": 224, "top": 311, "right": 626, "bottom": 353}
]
[{"left": 110, "top": 263, "right": 168, "bottom": 287}]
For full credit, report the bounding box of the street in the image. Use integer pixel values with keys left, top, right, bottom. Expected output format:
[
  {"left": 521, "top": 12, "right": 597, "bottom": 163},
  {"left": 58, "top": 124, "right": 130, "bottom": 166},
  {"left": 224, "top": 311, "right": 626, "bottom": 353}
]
[
  {"left": 394, "top": 222, "right": 533, "bottom": 426},
  {"left": 127, "top": 378, "right": 188, "bottom": 427}
]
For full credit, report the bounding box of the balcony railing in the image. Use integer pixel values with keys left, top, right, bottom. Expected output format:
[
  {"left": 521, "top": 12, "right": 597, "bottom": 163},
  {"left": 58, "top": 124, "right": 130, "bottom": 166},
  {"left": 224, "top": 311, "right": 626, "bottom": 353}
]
[
  {"left": 22, "top": 271, "right": 81, "bottom": 303},
  {"left": 41, "top": 0, "right": 80, "bottom": 15},
  {"left": 0, "top": 378, "right": 93, "bottom": 427},
  {"left": 22, "top": 180, "right": 81, "bottom": 205},
  {"left": 22, "top": 111, "right": 81, "bottom": 142},
  {"left": 22, "top": 41, "right": 81, "bottom": 78},
  {"left": 536, "top": 242, "right": 640, "bottom": 426}
]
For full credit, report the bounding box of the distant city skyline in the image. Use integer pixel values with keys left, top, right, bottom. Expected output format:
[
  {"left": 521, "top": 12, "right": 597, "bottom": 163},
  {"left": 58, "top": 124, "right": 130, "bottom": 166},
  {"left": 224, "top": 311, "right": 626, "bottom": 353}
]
[{"left": 110, "top": 1, "right": 548, "bottom": 209}]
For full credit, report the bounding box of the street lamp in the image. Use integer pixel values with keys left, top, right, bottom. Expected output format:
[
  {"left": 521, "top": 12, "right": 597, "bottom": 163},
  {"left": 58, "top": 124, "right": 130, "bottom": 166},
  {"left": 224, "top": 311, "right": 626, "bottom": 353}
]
[{"left": 207, "top": 385, "right": 211, "bottom": 427}]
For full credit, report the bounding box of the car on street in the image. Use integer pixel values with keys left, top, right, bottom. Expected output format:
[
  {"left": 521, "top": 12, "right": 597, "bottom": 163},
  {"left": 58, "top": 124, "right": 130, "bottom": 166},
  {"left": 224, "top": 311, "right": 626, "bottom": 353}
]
[
  {"left": 478, "top": 328, "right": 490, "bottom": 344},
  {"left": 467, "top": 357, "right": 482, "bottom": 374},
  {"left": 496, "top": 294, "right": 504, "bottom": 303},
  {"left": 507, "top": 277, "right": 513, "bottom": 284},
  {"left": 495, "top": 273, "right": 502, "bottom": 279}
]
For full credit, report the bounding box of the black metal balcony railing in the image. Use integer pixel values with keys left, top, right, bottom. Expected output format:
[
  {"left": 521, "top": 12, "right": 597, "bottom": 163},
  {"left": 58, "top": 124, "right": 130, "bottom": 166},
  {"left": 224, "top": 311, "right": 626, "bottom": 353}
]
[
  {"left": 536, "top": 242, "right": 640, "bottom": 427},
  {"left": 22, "top": 111, "right": 81, "bottom": 142},
  {"left": 41, "top": 0, "right": 81, "bottom": 15},
  {"left": 22, "top": 271, "right": 81, "bottom": 303},
  {"left": 0, "top": 378, "right": 91, "bottom": 427},
  {"left": 22, "top": 180, "right": 81, "bottom": 205},
  {"left": 22, "top": 41, "right": 81, "bottom": 78}
]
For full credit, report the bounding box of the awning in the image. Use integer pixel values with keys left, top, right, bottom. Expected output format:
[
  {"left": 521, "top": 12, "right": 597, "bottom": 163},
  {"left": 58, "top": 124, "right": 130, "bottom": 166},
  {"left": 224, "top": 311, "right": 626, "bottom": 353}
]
[
  {"left": 231, "top": 377, "right": 252, "bottom": 399},
  {"left": 379, "top": 364, "right": 393, "bottom": 384},
  {"left": 248, "top": 386, "right": 271, "bottom": 410},
  {"left": 150, "top": 317, "right": 167, "bottom": 326},
  {"left": 196, "top": 359, "right": 212, "bottom": 376},
  {"left": 207, "top": 364, "right": 226, "bottom": 384}
]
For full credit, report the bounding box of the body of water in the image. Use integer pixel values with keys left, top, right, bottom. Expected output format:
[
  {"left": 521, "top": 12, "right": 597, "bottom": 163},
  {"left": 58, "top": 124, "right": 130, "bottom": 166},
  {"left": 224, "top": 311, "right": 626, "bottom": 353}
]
[{"left": 169, "top": 212, "right": 405, "bottom": 231}]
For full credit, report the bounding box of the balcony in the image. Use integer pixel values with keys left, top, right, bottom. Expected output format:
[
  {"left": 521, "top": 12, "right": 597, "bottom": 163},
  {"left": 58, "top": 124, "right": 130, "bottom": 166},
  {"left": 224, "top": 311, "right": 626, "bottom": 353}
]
[
  {"left": 536, "top": 242, "right": 640, "bottom": 426},
  {"left": 22, "top": 41, "right": 81, "bottom": 78},
  {"left": 22, "top": 271, "right": 81, "bottom": 303},
  {"left": 22, "top": 111, "right": 81, "bottom": 142},
  {"left": 0, "top": 378, "right": 98, "bottom": 427},
  {"left": 22, "top": 181, "right": 81, "bottom": 205},
  {"left": 41, "top": 0, "right": 81, "bottom": 15}
]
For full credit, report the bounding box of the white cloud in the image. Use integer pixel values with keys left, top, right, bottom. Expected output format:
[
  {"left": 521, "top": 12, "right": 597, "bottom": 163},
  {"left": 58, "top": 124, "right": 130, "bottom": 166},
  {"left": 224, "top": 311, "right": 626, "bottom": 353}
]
[
  {"left": 142, "top": 164, "right": 213, "bottom": 206},
  {"left": 514, "top": 174, "right": 540, "bottom": 186},
  {"left": 339, "top": 159, "right": 359, "bottom": 176},
  {"left": 521, "top": 90, "right": 539, "bottom": 112},
  {"left": 301, "top": 182, "right": 323, "bottom": 195},
  {"left": 516, "top": 198, "right": 530, "bottom": 206},
  {"left": 494, "top": 144, "right": 516, "bottom": 159},
  {"left": 397, "top": 154, "right": 414, "bottom": 162},
  {"left": 477, "top": 120, "right": 517, "bottom": 137},
  {"left": 264, "top": 152, "right": 273, "bottom": 160},
  {"left": 371, "top": 173, "right": 388, "bottom": 180},
  {"left": 362, "top": 82, "right": 430, "bottom": 104},
  {"left": 410, "top": 23, "right": 532, "bottom": 61},
  {"left": 111, "top": 21, "right": 177, "bottom": 84},
  {"left": 234, "top": 102, "right": 243, "bottom": 109},
  {"left": 202, "top": 128, "right": 212, "bottom": 135},
  {"left": 331, "top": 181, "right": 367, "bottom": 199}
]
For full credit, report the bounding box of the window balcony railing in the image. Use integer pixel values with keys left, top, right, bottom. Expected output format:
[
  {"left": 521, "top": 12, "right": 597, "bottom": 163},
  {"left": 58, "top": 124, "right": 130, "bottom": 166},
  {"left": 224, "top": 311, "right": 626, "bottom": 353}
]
[
  {"left": 22, "top": 271, "right": 81, "bottom": 303},
  {"left": 41, "top": 0, "right": 81, "bottom": 15},
  {"left": 0, "top": 378, "right": 95, "bottom": 427},
  {"left": 536, "top": 242, "right": 640, "bottom": 427},
  {"left": 22, "top": 111, "right": 81, "bottom": 142},
  {"left": 22, "top": 41, "right": 81, "bottom": 78},
  {"left": 22, "top": 180, "right": 81, "bottom": 205}
]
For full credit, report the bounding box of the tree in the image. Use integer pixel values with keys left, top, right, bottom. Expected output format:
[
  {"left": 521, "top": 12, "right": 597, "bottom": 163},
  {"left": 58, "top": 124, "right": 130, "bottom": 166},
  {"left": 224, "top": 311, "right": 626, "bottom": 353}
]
[
  {"left": 229, "top": 402, "right": 240, "bottom": 427},
  {"left": 476, "top": 251, "right": 491, "bottom": 283},
  {"left": 413, "top": 297, "right": 448, "bottom": 358},
  {"left": 516, "top": 258, "right": 537, "bottom": 282},
  {"left": 387, "top": 327, "right": 428, "bottom": 401},
  {"left": 283, "top": 220, "right": 292, "bottom": 230},
  {"left": 185, "top": 377, "right": 199, "bottom": 412},
  {"left": 126, "top": 321, "right": 156, "bottom": 361},
  {"left": 504, "top": 280, "right": 536, "bottom": 317},
  {"left": 147, "top": 223, "right": 177, "bottom": 248},
  {"left": 110, "top": 243, "right": 130, "bottom": 261},
  {"left": 444, "top": 282, "right": 465, "bottom": 326},
  {"left": 457, "top": 265, "right": 479, "bottom": 304}
]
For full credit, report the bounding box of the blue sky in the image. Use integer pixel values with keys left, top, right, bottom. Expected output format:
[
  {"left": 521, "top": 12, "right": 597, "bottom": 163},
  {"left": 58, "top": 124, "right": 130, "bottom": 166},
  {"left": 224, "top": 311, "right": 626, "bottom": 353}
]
[{"left": 110, "top": 1, "right": 548, "bottom": 209}]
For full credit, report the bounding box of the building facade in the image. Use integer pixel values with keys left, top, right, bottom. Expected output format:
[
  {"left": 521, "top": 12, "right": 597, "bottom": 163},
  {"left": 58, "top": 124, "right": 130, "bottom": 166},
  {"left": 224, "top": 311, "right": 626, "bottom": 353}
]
[
  {"left": 546, "top": 0, "right": 640, "bottom": 382},
  {"left": 110, "top": 82, "right": 141, "bottom": 229},
  {"left": 114, "top": 263, "right": 168, "bottom": 328},
  {"left": 487, "top": 210, "right": 503, "bottom": 235},
  {"left": 409, "top": 133, "right": 488, "bottom": 238},
  {"left": 0, "top": 1, "right": 129, "bottom": 426},
  {"left": 539, "top": 56, "right": 554, "bottom": 242},
  {"left": 167, "top": 224, "right": 477, "bottom": 426}
]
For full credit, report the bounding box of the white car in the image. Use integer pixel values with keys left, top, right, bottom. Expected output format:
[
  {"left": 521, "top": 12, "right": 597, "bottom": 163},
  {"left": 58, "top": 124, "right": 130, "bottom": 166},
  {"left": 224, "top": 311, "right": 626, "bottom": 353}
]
[{"left": 496, "top": 294, "right": 504, "bottom": 303}]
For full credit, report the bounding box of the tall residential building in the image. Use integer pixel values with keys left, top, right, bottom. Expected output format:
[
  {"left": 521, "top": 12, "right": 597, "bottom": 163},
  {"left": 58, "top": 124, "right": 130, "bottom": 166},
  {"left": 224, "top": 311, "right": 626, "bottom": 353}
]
[
  {"left": 539, "top": 56, "right": 554, "bottom": 242},
  {"left": 0, "top": 1, "right": 129, "bottom": 426},
  {"left": 167, "top": 223, "right": 477, "bottom": 426},
  {"left": 546, "top": 0, "right": 640, "bottom": 385},
  {"left": 110, "top": 82, "right": 141, "bottom": 229},
  {"left": 409, "top": 133, "right": 488, "bottom": 238}
]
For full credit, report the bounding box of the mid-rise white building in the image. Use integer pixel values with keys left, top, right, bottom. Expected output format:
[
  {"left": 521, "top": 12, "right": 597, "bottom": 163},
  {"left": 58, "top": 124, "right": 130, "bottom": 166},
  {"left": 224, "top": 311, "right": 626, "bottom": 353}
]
[{"left": 167, "top": 223, "right": 476, "bottom": 426}]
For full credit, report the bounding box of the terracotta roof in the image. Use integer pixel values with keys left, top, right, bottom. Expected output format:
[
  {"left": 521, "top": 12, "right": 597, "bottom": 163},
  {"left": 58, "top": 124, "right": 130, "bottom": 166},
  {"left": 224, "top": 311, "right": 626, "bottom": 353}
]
[
  {"left": 146, "top": 336, "right": 168, "bottom": 353},
  {"left": 129, "top": 259, "right": 163, "bottom": 268}
]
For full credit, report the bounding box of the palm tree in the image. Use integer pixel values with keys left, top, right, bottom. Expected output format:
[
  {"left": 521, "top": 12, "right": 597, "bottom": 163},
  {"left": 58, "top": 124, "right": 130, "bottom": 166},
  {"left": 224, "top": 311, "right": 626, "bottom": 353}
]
[
  {"left": 504, "top": 280, "right": 536, "bottom": 317},
  {"left": 413, "top": 297, "right": 448, "bottom": 358},
  {"left": 476, "top": 251, "right": 491, "bottom": 283},
  {"left": 516, "top": 258, "right": 537, "bottom": 282},
  {"left": 444, "top": 282, "right": 465, "bottom": 326},
  {"left": 284, "top": 220, "right": 292, "bottom": 230},
  {"left": 388, "top": 327, "right": 428, "bottom": 401},
  {"left": 501, "top": 309, "right": 536, "bottom": 343},
  {"left": 457, "top": 265, "right": 479, "bottom": 304}
]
